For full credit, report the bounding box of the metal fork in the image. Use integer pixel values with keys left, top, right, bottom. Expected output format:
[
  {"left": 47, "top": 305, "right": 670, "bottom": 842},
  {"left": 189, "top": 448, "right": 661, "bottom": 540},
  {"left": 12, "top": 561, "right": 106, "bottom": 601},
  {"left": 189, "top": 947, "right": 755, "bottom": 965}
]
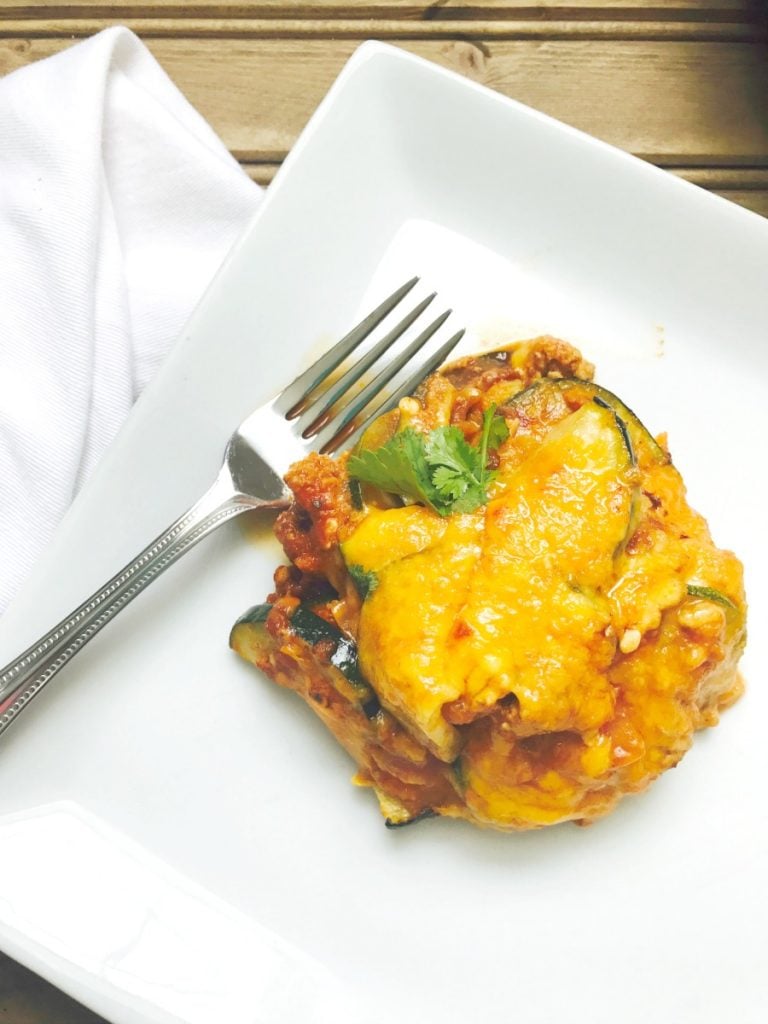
[{"left": 0, "top": 278, "right": 463, "bottom": 738}]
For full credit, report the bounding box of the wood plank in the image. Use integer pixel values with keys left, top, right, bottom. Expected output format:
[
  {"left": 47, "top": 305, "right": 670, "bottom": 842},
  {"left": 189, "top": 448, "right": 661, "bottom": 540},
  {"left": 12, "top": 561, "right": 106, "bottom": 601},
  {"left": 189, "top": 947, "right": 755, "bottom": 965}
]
[
  {"left": 245, "top": 162, "right": 278, "bottom": 185},
  {"left": 712, "top": 189, "right": 768, "bottom": 216},
  {"left": 7, "top": 20, "right": 768, "bottom": 42},
  {"left": 0, "top": 954, "right": 105, "bottom": 1024},
  {"left": 1, "top": 18, "right": 763, "bottom": 40},
  {"left": 1, "top": 1, "right": 762, "bottom": 20},
  {"left": 671, "top": 166, "right": 768, "bottom": 188},
  {"left": 3, "top": 39, "right": 765, "bottom": 164}
]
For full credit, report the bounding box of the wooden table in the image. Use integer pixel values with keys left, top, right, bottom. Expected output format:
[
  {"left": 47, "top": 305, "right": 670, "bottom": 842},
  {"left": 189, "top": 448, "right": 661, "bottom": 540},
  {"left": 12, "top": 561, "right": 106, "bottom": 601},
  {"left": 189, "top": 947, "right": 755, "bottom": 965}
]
[{"left": 1, "top": 1, "right": 766, "bottom": 1021}]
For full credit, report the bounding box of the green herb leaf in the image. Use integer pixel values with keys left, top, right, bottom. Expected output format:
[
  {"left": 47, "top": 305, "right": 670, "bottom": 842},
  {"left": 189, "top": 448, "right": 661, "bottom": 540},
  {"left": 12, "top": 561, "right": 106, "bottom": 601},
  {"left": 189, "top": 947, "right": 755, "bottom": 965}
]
[
  {"left": 347, "top": 409, "right": 510, "bottom": 517},
  {"left": 431, "top": 465, "right": 471, "bottom": 501},
  {"left": 422, "top": 426, "right": 485, "bottom": 513},
  {"left": 347, "top": 428, "right": 440, "bottom": 511}
]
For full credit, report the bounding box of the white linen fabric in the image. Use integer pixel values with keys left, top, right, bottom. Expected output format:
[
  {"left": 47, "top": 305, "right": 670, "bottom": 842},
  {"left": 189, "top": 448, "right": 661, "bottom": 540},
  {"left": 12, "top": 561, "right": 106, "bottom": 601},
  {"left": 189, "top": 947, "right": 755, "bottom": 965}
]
[{"left": 0, "top": 27, "right": 262, "bottom": 614}]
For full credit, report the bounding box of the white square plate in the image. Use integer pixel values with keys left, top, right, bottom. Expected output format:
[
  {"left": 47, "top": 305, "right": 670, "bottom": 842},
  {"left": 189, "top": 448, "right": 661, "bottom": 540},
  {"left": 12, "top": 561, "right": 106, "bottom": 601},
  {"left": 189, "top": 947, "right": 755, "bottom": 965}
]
[{"left": 1, "top": 41, "right": 767, "bottom": 1024}]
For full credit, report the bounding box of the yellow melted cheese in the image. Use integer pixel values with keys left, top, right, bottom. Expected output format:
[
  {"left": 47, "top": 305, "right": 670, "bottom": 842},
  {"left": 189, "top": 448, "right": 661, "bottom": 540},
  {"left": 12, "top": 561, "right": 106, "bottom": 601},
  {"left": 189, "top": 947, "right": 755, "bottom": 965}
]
[{"left": 355, "top": 403, "right": 636, "bottom": 761}]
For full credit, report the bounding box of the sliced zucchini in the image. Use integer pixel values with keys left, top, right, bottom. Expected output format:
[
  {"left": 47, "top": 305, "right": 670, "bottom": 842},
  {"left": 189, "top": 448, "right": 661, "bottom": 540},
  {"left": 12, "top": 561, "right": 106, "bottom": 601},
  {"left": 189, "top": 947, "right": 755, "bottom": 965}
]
[
  {"left": 355, "top": 408, "right": 399, "bottom": 452},
  {"left": 229, "top": 603, "right": 272, "bottom": 664},
  {"left": 230, "top": 601, "right": 373, "bottom": 703},
  {"left": 490, "top": 399, "right": 637, "bottom": 577},
  {"left": 686, "top": 584, "right": 737, "bottom": 611},
  {"left": 348, "top": 477, "right": 364, "bottom": 510},
  {"left": 290, "top": 606, "right": 366, "bottom": 692},
  {"left": 346, "top": 564, "right": 379, "bottom": 599},
  {"left": 509, "top": 377, "right": 668, "bottom": 467},
  {"left": 341, "top": 505, "right": 447, "bottom": 585},
  {"left": 384, "top": 808, "right": 438, "bottom": 829},
  {"left": 592, "top": 396, "right": 635, "bottom": 466},
  {"left": 683, "top": 584, "right": 745, "bottom": 648},
  {"left": 451, "top": 757, "right": 467, "bottom": 793},
  {"left": 233, "top": 602, "right": 271, "bottom": 628}
]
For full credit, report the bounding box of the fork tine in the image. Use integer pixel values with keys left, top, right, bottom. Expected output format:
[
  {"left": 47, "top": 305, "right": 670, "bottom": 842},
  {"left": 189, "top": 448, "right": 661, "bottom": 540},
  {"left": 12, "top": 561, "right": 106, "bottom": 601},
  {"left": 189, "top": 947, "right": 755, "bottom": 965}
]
[
  {"left": 309, "top": 309, "right": 453, "bottom": 450},
  {"left": 323, "top": 329, "right": 466, "bottom": 454},
  {"left": 297, "top": 293, "right": 437, "bottom": 435},
  {"left": 275, "top": 277, "right": 419, "bottom": 417}
]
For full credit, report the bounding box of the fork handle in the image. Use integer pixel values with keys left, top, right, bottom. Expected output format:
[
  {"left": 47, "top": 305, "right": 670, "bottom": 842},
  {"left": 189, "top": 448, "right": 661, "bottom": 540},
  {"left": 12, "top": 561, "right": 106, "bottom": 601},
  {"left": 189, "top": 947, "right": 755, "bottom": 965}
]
[{"left": 0, "top": 471, "right": 274, "bottom": 738}]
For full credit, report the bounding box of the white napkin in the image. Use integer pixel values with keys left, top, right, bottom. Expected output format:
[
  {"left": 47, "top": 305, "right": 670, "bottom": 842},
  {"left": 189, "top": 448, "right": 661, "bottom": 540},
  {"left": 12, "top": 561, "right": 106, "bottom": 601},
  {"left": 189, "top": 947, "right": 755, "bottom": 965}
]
[{"left": 0, "top": 27, "right": 262, "bottom": 614}]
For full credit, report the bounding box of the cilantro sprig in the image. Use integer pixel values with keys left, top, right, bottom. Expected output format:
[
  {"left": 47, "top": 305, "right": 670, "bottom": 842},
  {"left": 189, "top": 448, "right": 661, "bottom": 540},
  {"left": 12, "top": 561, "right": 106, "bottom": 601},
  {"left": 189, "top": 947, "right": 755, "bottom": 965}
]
[{"left": 347, "top": 405, "right": 509, "bottom": 516}]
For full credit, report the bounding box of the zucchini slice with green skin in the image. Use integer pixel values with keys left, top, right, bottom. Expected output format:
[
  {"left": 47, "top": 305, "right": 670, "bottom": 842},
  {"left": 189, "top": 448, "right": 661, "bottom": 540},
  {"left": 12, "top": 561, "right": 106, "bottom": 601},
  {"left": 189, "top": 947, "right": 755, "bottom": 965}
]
[
  {"left": 592, "top": 396, "right": 635, "bottom": 466},
  {"left": 686, "top": 584, "right": 737, "bottom": 611},
  {"left": 509, "top": 377, "right": 669, "bottom": 466},
  {"left": 683, "top": 584, "right": 745, "bottom": 648},
  {"left": 232, "top": 603, "right": 271, "bottom": 628},
  {"left": 229, "top": 604, "right": 274, "bottom": 679},
  {"left": 230, "top": 601, "right": 372, "bottom": 702},
  {"left": 346, "top": 564, "right": 379, "bottom": 599},
  {"left": 348, "top": 477, "right": 364, "bottom": 510},
  {"left": 290, "top": 606, "right": 367, "bottom": 692},
  {"left": 340, "top": 505, "right": 448, "bottom": 593},
  {"left": 384, "top": 808, "right": 438, "bottom": 829},
  {"left": 597, "top": 401, "right": 642, "bottom": 556}
]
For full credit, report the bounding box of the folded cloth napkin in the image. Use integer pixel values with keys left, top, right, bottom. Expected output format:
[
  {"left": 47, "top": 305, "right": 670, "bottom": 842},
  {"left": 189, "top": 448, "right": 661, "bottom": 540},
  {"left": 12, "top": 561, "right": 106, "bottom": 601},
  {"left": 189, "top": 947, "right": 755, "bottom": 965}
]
[{"left": 0, "top": 27, "right": 262, "bottom": 614}]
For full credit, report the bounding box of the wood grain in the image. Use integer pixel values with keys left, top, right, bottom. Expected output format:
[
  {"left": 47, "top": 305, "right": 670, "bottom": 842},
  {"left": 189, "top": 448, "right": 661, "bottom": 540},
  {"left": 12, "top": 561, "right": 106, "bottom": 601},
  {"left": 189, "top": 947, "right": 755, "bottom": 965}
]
[
  {"left": 2, "top": 1, "right": 763, "bottom": 16},
  {"left": 4, "top": 0, "right": 767, "bottom": 40},
  {"left": 2, "top": 38, "right": 767, "bottom": 164},
  {"left": 0, "top": 956, "right": 106, "bottom": 1024},
  {"left": 2, "top": 19, "right": 765, "bottom": 41},
  {"left": 713, "top": 189, "right": 768, "bottom": 215}
]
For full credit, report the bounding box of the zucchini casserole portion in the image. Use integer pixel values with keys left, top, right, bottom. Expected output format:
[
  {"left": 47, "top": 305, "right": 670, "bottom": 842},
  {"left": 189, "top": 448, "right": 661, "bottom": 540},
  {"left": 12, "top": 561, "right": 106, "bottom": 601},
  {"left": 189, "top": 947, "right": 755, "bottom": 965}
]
[{"left": 231, "top": 338, "right": 746, "bottom": 830}]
